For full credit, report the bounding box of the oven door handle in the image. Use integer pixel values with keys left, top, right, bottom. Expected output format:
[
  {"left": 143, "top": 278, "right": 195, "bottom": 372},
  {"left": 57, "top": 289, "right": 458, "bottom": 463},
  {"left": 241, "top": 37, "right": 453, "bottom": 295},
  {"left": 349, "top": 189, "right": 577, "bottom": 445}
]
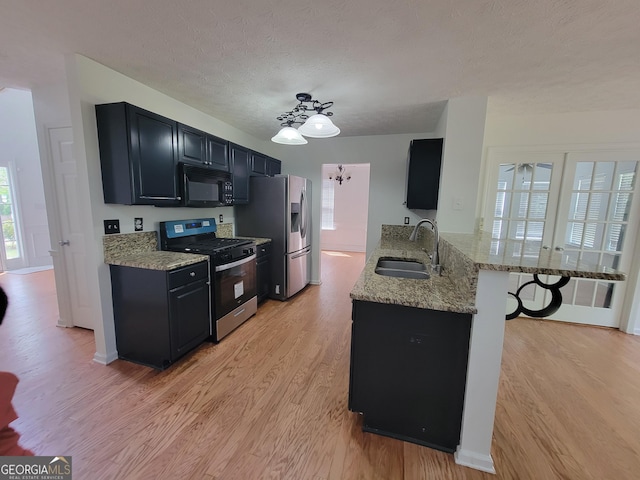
[{"left": 214, "top": 253, "right": 257, "bottom": 272}]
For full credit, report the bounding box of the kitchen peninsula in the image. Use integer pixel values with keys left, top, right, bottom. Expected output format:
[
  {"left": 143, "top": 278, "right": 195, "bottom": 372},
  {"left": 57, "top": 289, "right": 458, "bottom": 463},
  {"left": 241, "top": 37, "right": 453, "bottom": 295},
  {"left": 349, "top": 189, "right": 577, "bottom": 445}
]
[{"left": 350, "top": 225, "right": 625, "bottom": 474}]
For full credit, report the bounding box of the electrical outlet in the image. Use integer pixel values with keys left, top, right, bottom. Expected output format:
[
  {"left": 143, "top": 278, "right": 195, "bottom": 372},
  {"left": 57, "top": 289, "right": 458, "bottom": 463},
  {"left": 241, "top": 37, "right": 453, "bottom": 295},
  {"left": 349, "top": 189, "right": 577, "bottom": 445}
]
[
  {"left": 134, "top": 217, "right": 143, "bottom": 231},
  {"left": 404, "top": 217, "right": 410, "bottom": 225},
  {"left": 104, "top": 219, "right": 120, "bottom": 234},
  {"left": 219, "top": 214, "right": 224, "bottom": 223}
]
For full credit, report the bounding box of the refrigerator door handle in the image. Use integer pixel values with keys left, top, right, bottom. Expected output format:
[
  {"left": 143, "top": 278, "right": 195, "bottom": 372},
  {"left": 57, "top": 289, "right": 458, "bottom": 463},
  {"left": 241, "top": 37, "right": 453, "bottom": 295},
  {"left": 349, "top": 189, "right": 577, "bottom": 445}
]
[
  {"left": 290, "top": 246, "right": 311, "bottom": 259},
  {"left": 300, "top": 189, "right": 307, "bottom": 239}
]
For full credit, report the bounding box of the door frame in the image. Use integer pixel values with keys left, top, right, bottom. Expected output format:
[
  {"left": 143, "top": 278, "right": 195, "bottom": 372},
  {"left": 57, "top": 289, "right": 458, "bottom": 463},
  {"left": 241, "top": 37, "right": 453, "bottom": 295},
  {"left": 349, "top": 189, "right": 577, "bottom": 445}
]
[{"left": 481, "top": 143, "right": 640, "bottom": 334}]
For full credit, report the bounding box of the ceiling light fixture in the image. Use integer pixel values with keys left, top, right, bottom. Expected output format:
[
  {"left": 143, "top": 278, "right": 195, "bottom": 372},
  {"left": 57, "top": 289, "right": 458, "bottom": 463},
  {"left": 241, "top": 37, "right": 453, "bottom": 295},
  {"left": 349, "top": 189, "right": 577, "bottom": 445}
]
[
  {"left": 271, "top": 125, "right": 308, "bottom": 145},
  {"left": 329, "top": 164, "right": 351, "bottom": 185},
  {"left": 272, "top": 93, "right": 340, "bottom": 144}
]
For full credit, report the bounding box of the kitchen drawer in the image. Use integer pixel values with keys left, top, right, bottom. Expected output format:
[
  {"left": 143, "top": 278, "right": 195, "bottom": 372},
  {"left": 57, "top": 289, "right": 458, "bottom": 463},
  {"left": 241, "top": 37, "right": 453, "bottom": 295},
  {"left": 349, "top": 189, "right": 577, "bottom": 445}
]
[
  {"left": 168, "top": 261, "right": 208, "bottom": 289},
  {"left": 256, "top": 242, "right": 272, "bottom": 259}
]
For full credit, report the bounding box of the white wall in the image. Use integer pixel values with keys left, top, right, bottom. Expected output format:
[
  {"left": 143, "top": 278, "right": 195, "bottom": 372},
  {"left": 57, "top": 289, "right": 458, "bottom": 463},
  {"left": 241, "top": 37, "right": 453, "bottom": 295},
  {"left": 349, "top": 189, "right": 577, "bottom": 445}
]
[
  {"left": 320, "top": 163, "right": 370, "bottom": 252},
  {"left": 0, "top": 89, "right": 51, "bottom": 268},
  {"left": 437, "top": 96, "right": 488, "bottom": 233},
  {"left": 484, "top": 107, "right": 640, "bottom": 334},
  {"left": 274, "top": 133, "right": 434, "bottom": 270}
]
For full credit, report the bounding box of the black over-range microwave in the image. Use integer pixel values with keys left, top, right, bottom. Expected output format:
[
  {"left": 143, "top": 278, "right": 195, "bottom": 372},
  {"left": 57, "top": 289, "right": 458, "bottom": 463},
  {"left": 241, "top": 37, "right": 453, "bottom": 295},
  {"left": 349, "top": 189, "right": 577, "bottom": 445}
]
[{"left": 180, "top": 163, "right": 233, "bottom": 207}]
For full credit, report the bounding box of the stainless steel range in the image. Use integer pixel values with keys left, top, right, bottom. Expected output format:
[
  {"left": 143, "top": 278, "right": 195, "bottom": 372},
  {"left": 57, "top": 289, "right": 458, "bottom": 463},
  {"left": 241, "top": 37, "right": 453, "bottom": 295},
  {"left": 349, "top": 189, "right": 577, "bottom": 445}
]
[{"left": 159, "top": 218, "right": 257, "bottom": 341}]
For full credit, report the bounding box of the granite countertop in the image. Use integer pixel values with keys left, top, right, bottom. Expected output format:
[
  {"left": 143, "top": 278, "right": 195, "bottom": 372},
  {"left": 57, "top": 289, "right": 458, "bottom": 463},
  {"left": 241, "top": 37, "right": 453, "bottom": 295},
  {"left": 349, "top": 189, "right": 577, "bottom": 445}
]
[
  {"left": 441, "top": 231, "right": 626, "bottom": 280},
  {"left": 103, "top": 232, "right": 208, "bottom": 271},
  {"left": 350, "top": 236, "right": 477, "bottom": 314},
  {"left": 102, "top": 230, "right": 270, "bottom": 270},
  {"left": 106, "top": 251, "right": 209, "bottom": 271},
  {"left": 350, "top": 225, "right": 626, "bottom": 315}
]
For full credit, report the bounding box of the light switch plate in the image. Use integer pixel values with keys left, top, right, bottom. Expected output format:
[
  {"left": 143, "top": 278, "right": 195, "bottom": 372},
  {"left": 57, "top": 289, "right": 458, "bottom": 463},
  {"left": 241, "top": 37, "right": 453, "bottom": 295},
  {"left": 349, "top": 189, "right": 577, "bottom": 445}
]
[
  {"left": 404, "top": 217, "right": 410, "bottom": 225},
  {"left": 104, "top": 219, "right": 120, "bottom": 234}
]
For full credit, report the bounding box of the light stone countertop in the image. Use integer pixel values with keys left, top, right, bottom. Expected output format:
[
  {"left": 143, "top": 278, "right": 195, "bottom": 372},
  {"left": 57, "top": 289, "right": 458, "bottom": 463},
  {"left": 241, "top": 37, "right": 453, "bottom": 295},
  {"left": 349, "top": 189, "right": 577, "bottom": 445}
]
[
  {"left": 350, "top": 235, "right": 478, "bottom": 314},
  {"left": 441, "top": 231, "right": 626, "bottom": 280},
  {"left": 350, "top": 225, "right": 626, "bottom": 314},
  {"left": 103, "top": 232, "right": 208, "bottom": 271},
  {"left": 106, "top": 251, "right": 209, "bottom": 271}
]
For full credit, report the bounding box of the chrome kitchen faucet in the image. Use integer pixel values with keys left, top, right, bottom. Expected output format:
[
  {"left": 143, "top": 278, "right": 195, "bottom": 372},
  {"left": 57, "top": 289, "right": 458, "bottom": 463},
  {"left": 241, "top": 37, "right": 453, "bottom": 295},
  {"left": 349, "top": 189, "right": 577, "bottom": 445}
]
[{"left": 409, "top": 219, "right": 441, "bottom": 275}]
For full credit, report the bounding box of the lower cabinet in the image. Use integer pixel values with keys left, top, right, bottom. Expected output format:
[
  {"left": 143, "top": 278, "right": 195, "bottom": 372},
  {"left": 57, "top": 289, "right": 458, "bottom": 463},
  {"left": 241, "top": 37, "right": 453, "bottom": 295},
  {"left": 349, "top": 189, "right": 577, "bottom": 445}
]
[
  {"left": 256, "top": 241, "right": 272, "bottom": 303},
  {"left": 349, "top": 300, "right": 472, "bottom": 453},
  {"left": 110, "top": 261, "right": 210, "bottom": 369}
]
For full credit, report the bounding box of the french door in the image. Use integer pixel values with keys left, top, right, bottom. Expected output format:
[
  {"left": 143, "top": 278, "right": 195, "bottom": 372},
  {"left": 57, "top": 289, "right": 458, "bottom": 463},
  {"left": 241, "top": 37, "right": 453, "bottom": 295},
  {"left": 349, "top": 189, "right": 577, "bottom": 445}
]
[{"left": 485, "top": 148, "right": 639, "bottom": 328}]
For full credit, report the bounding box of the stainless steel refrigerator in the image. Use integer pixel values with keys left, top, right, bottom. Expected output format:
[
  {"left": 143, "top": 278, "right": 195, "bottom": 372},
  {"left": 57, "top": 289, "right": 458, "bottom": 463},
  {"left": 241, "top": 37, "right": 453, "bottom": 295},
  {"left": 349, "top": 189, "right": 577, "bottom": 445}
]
[{"left": 235, "top": 175, "right": 311, "bottom": 300}]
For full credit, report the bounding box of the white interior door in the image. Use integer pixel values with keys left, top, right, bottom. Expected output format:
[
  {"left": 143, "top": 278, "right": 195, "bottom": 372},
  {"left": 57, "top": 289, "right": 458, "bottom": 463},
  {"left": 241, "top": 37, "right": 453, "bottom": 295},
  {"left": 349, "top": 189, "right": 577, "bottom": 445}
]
[
  {"left": 47, "top": 126, "right": 94, "bottom": 330},
  {"left": 485, "top": 148, "right": 639, "bottom": 328}
]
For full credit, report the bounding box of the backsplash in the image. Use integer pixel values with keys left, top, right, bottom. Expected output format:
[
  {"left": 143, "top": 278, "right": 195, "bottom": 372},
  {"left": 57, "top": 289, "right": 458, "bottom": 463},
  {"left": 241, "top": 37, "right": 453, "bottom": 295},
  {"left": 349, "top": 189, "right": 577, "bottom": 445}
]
[
  {"left": 103, "top": 232, "right": 158, "bottom": 263},
  {"left": 216, "top": 223, "right": 233, "bottom": 238}
]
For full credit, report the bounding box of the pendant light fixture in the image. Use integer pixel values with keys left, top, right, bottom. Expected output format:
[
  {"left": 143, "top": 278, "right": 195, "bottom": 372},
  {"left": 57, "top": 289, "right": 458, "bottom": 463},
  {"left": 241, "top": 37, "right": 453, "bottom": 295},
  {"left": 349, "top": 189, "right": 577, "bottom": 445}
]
[
  {"left": 298, "top": 113, "right": 340, "bottom": 138},
  {"left": 271, "top": 125, "right": 308, "bottom": 145},
  {"left": 272, "top": 93, "right": 340, "bottom": 144}
]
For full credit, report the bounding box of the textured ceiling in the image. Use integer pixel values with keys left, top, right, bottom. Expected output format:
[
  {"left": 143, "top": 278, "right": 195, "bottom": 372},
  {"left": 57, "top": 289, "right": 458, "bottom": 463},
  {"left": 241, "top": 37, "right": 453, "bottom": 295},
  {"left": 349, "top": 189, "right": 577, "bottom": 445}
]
[{"left": 1, "top": 0, "right": 639, "bottom": 139}]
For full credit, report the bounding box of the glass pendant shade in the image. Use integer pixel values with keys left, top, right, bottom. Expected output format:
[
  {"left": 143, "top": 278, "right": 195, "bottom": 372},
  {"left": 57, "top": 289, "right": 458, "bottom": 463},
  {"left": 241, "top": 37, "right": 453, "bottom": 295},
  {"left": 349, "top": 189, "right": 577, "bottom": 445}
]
[
  {"left": 271, "top": 126, "right": 308, "bottom": 145},
  {"left": 298, "top": 114, "right": 341, "bottom": 138}
]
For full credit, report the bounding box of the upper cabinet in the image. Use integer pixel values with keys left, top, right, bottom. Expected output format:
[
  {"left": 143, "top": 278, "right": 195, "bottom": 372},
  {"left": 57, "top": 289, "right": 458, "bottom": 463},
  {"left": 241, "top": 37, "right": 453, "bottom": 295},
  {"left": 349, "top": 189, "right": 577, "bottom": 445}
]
[
  {"left": 96, "top": 102, "right": 181, "bottom": 206},
  {"left": 250, "top": 152, "right": 267, "bottom": 175},
  {"left": 267, "top": 157, "right": 282, "bottom": 177},
  {"left": 177, "top": 123, "right": 229, "bottom": 172},
  {"left": 406, "top": 138, "right": 443, "bottom": 210},
  {"left": 96, "top": 101, "right": 282, "bottom": 207},
  {"left": 230, "top": 143, "right": 250, "bottom": 204},
  {"left": 251, "top": 153, "right": 282, "bottom": 177}
]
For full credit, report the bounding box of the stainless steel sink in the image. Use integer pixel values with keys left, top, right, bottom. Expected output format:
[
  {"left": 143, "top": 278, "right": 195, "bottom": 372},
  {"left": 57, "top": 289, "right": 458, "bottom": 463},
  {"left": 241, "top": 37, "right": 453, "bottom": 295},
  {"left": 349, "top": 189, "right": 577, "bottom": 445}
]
[{"left": 374, "top": 258, "right": 430, "bottom": 279}]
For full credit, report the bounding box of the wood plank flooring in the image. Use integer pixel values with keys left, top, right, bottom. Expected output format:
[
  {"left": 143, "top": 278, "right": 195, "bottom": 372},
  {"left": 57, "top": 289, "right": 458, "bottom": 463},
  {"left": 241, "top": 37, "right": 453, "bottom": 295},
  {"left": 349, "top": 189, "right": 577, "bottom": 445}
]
[{"left": 1, "top": 253, "right": 640, "bottom": 479}]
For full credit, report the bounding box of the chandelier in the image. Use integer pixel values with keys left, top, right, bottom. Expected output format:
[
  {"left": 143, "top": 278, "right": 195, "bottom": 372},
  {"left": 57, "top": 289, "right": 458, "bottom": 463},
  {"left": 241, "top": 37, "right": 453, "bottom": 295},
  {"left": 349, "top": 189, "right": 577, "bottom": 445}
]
[
  {"left": 329, "top": 165, "right": 351, "bottom": 185},
  {"left": 271, "top": 93, "right": 340, "bottom": 145}
]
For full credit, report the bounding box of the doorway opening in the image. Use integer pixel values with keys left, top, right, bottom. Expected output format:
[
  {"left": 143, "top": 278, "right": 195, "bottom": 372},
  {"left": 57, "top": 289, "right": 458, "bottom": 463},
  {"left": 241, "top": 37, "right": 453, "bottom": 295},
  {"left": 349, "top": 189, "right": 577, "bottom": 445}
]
[{"left": 320, "top": 163, "right": 370, "bottom": 285}]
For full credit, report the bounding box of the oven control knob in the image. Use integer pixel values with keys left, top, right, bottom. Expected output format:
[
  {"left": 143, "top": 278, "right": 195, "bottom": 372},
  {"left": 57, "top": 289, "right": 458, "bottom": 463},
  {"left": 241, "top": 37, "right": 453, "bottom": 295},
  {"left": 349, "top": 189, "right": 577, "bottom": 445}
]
[{"left": 243, "top": 248, "right": 254, "bottom": 255}]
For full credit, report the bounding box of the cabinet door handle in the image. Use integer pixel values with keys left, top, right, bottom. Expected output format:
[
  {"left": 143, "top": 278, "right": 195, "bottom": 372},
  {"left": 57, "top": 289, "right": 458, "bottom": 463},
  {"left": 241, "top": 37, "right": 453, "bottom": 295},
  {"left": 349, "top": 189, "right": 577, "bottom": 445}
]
[
  {"left": 59, "top": 240, "right": 70, "bottom": 246},
  {"left": 555, "top": 246, "right": 565, "bottom": 252}
]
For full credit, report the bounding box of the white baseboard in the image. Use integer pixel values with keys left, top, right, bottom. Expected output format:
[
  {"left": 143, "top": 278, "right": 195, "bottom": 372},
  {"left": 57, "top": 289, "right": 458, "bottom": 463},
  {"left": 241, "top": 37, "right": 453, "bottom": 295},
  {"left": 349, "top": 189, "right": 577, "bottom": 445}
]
[
  {"left": 454, "top": 447, "right": 496, "bottom": 474},
  {"left": 93, "top": 350, "right": 118, "bottom": 365}
]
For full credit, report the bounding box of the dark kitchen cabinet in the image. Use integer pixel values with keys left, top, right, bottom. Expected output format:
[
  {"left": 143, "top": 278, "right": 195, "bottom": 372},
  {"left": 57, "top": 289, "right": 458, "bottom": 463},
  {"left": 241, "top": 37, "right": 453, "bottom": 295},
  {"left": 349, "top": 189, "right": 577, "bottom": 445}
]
[
  {"left": 349, "top": 300, "right": 471, "bottom": 452},
  {"left": 177, "top": 123, "right": 229, "bottom": 172},
  {"left": 230, "top": 143, "right": 250, "bottom": 204},
  {"left": 110, "top": 261, "right": 210, "bottom": 370},
  {"left": 406, "top": 138, "right": 443, "bottom": 210},
  {"left": 256, "top": 241, "right": 272, "bottom": 303},
  {"left": 251, "top": 153, "right": 281, "bottom": 177},
  {"left": 266, "top": 157, "right": 282, "bottom": 176},
  {"left": 96, "top": 102, "right": 181, "bottom": 206},
  {"left": 207, "top": 135, "right": 229, "bottom": 171},
  {"left": 251, "top": 152, "right": 267, "bottom": 175}
]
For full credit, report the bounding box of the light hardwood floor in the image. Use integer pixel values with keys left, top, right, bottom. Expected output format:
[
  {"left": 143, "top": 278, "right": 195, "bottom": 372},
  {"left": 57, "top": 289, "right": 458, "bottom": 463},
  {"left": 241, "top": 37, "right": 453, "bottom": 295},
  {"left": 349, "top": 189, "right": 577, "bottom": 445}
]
[{"left": 1, "top": 253, "right": 640, "bottom": 479}]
